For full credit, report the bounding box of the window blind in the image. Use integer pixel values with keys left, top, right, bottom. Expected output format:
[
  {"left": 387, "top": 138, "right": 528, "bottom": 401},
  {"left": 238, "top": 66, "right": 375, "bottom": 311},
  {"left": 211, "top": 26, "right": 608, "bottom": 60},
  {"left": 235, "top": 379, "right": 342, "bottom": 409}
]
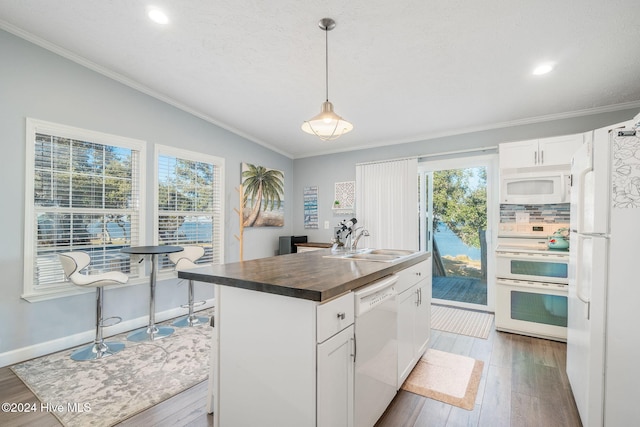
[
  {"left": 355, "top": 158, "right": 419, "bottom": 250},
  {"left": 157, "top": 150, "right": 224, "bottom": 271},
  {"left": 25, "top": 120, "right": 144, "bottom": 295}
]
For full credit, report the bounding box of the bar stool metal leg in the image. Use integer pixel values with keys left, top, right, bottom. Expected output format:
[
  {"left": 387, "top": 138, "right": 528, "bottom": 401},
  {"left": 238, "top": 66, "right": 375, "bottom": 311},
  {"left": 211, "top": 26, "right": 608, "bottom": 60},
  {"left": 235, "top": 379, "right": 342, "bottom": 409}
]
[
  {"left": 71, "top": 287, "right": 124, "bottom": 361},
  {"left": 173, "top": 279, "right": 208, "bottom": 327},
  {"left": 127, "top": 253, "right": 175, "bottom": 341}
]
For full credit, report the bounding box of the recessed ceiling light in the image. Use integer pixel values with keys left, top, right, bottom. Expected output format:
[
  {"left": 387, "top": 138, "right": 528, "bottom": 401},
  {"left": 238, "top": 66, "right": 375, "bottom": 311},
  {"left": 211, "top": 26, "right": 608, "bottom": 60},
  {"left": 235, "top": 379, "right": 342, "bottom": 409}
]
[
  {"left": 533, "top": 63, "right": 554, "bottom": 75},
  {"left": 147, "top": 7, "right": 169, "bottom": 25}
]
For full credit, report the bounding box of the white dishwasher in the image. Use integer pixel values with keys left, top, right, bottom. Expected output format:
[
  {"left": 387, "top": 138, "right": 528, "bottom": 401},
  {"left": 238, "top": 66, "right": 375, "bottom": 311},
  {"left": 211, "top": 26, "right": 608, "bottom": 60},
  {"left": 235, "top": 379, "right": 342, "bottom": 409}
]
[{"left": 354, "top": 274, "right": 398, "bottom": 427}]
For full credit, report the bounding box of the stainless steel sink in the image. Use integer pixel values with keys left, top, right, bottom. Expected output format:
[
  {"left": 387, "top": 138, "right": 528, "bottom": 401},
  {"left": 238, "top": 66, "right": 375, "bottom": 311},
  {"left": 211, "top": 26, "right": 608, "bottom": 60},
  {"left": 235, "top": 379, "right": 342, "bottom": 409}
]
[
  {"left": 368, "top": 249, "right": 415, "bottom": 256},
  {"left": 323, "top": 248, "right": 421, "bottom": 263},
  {"left": 349, "top": 253, "right": 399, "bottom": 261}
]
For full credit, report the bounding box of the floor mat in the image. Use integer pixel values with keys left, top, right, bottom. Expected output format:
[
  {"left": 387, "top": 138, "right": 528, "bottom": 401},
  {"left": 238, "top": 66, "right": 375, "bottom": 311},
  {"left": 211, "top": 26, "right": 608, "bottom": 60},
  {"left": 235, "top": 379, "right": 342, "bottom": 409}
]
[
  {"left": 401, "top": 348, "right": 484, "bottom": 410},
  {"left": 431, "top": 304, "right": 493, "bottom": 339}
]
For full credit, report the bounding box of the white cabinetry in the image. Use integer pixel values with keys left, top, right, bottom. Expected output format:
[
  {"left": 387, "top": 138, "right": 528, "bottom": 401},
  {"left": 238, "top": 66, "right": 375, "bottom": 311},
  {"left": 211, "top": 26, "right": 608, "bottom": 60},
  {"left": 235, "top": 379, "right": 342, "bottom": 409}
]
[
  {"left": 500, "top": 138, "right": 539, "bottom": 169},
  {"left": 213, "top": 259, "right": 429, "bottom": 426},
  {"left": 396, "top": 259, "right": 432, "bottom": 387},
  {"left": 539, "top": 134, "right": 583, "bottom": 166},
  {"left": 499, "top": 134, "right": 583, "bottom": 169},
  {"left": 317, "top": 292, "right": 355, "bottom": 427},
  {"left": 215, "top": 286, "right": 354, "bottom": 427},
  {"left": 318, "top": 325, "right": 354, "bottom": 427}
]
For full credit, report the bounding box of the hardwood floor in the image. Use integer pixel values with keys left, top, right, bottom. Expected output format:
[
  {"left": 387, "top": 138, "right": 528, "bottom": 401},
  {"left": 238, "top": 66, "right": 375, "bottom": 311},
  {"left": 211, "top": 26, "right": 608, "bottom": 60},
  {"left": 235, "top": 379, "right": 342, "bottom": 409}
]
[
  {"left": 0, "top": 319, "right": 582, "bottom": 427},
  {"left": 376, "top": 325, "right": 582, "bottom": 427}
]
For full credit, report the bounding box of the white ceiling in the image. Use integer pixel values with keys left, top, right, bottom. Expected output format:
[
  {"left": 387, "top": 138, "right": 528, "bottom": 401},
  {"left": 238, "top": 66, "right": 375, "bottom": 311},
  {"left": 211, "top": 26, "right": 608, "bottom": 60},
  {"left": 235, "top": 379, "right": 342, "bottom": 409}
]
[{"left": 2, "top": 1, "right": 640, "bottom": 159}]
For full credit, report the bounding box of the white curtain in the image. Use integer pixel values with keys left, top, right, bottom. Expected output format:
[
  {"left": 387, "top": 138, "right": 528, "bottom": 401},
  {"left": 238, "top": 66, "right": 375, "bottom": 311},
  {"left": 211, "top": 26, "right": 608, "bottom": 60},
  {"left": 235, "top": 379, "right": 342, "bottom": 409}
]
[{"left": 356, "top": 158, "right": 418, "bottom": 250}]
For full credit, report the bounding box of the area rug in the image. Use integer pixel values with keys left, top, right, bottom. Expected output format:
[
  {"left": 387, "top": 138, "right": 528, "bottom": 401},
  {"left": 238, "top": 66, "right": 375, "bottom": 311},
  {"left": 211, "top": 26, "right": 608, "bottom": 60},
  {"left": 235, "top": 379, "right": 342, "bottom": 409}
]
[
  {"left": 10, "top": 310, "right": 212, "bottom": 427},
  {"left": 431, "top": 304, "right": 494, "bottom": 339},
  {"left": 401, "top": 349, "right": 484, "bottom": 410}
]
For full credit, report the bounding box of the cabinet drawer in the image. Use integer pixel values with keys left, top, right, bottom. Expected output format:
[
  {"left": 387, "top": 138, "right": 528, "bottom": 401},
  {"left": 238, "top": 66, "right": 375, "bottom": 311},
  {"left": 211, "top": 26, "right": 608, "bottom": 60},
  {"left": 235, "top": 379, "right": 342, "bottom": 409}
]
[
  {"left": 396, "top": 260, "right": 429, "bottom": 294},
  {"left": 317, "top": 292, "right": 354, "bottom": 343}
]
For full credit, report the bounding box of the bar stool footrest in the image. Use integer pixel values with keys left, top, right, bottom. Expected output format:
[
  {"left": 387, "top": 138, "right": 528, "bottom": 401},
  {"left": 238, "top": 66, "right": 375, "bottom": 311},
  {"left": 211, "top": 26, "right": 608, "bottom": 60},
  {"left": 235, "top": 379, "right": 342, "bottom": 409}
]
[
  {"left": 179, "top": 300, "right": 206, "bottom": 309},
  {"left": 101, "top": 316, "right": 122, "bottom": 328}
]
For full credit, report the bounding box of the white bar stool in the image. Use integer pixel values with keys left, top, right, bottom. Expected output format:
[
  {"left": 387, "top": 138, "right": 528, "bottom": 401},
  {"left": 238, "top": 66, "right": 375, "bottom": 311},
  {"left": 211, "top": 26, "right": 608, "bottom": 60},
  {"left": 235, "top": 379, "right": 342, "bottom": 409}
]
[
  {"left": 169, "top": 246, "right": 209, "bottom": 327},
  {"left": 59, "top": 252, "right": 129, "bottom": 361}
]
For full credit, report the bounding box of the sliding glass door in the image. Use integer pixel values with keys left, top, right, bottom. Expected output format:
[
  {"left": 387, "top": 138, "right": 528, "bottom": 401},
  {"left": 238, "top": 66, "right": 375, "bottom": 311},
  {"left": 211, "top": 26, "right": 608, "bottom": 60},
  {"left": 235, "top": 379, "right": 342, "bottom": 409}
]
[{"left": 418, "top": 155, "right": 497, "bottom": 310}]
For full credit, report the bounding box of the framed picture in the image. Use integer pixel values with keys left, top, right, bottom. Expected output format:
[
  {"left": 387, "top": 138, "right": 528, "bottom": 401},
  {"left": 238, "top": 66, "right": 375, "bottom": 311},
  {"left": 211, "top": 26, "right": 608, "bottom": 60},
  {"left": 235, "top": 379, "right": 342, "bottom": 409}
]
[
  {"left": 304, "top": 186, "right": 319, "bottom": 229},
  {"left": 241, "top": 163, "right": 285, "bottom": 227},
  {"left": 333, "top": 181, "right": 355, "bottom": 214}
]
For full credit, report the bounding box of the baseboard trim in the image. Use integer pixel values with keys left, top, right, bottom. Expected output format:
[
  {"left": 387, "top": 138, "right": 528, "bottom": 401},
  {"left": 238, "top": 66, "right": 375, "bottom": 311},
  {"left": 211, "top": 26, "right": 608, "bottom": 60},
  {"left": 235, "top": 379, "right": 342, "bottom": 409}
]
[{"left": 0, "top": 298, "right": 215, "bottom": 368}]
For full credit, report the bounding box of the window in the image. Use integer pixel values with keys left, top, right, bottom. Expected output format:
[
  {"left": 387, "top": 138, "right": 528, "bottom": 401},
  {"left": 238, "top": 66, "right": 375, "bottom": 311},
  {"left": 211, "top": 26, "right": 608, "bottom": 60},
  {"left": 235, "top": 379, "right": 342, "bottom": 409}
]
[
  {"left": 23, "top": 119, "right": 146, "bottom": 300},
  {"left": 155, "top": 145, "right": 224, "bottom": 271}
]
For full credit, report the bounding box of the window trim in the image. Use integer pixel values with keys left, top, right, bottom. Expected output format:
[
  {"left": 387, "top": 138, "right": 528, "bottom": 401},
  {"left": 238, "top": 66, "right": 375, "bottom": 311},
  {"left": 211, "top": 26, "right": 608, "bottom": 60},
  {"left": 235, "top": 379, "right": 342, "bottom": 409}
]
[
  {"left": 22, "top": 118, "right": 147, "bottom": 302},
  {"left": 153, "top": 144, "right": 225, "bottom": 278}
]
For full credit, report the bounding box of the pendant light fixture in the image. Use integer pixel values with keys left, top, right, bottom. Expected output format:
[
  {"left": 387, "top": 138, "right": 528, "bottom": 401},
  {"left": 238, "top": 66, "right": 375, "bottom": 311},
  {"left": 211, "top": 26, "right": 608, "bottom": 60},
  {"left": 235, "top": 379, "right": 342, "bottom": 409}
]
[{"left": 302, "top": 18, "right": 353, "bottom": 141}]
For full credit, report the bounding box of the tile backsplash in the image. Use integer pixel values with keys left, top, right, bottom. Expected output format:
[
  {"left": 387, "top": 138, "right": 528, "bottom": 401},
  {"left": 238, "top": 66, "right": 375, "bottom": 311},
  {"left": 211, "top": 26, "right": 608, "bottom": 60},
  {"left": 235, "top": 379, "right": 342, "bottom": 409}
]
[{"left": 500, "top": 203, "right": 570, "bottom": 223}]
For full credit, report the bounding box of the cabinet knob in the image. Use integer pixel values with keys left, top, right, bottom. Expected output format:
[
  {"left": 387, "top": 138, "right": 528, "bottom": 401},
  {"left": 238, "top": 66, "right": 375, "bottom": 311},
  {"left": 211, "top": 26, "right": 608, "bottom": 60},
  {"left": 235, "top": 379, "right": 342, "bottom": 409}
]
[
  {"left": 415, "top": 272, "right": 421, "bottom": 276},
  {"left": 337, "top": 312, "right": 346, "bottom": 320}
]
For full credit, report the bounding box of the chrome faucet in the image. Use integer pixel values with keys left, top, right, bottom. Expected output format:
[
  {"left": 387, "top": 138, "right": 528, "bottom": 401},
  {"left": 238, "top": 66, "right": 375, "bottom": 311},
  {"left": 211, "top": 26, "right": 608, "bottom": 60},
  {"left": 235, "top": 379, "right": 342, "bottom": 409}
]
[{"left": 351, "top": 227, "right": 370, "bottom": 251}]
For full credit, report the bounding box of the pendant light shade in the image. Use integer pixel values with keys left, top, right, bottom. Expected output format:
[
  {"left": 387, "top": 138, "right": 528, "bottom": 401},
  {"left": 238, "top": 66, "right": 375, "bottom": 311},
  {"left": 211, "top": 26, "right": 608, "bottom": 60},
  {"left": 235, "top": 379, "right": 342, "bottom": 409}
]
[
  {"left": 301, "top": 101, "right": 354, "bottom": 141},
  {"left": 302, "top": 18, "right": 353, "bottom": 141}
]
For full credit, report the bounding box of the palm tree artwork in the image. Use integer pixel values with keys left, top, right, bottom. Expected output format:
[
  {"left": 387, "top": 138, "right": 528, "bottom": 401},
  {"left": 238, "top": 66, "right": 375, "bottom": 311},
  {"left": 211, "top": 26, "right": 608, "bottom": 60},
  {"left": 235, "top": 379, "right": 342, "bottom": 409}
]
[{"left": 242, "top": 163, "right": 285, "bottom": 227}]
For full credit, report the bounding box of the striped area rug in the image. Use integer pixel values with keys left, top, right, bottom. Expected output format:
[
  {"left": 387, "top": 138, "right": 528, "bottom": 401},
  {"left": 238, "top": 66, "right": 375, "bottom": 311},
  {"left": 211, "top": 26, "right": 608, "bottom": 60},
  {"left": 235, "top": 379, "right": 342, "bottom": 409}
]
[{"left": 431, "top": 305, "right": 494, "bottom": 339}]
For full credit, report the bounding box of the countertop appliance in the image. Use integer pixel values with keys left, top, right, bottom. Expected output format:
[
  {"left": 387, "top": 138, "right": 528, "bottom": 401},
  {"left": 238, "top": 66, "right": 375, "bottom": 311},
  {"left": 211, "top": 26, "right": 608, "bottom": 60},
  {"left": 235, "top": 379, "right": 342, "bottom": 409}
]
[
  {"left": 547, "top": 228, "right": 570, "bottom": 249},
  {"left": 567, "top": 117, "right": 640, "bottom": 426},
  {"left": 354, "top": 274, "right": 398, "bottom": 427},
  {"left": 495, "top": 222, "right": 570, "bottom": 341},
  {"left": 278, "top": 235, "right": 307, "bottom": 255}
]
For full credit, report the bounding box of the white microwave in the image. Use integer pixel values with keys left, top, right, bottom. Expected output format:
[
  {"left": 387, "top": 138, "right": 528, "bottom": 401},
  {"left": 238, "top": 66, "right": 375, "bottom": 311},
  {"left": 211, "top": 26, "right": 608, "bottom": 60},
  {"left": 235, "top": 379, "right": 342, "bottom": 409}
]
[{"left": 500, "top": 170, "right": 570, "bottom": 204}]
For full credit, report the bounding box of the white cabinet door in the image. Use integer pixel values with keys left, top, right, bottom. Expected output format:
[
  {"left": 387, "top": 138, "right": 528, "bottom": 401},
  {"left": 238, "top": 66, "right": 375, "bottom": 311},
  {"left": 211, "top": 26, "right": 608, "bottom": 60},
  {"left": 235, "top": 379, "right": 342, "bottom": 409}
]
[
  {"left": 414, "top": 280, "right": 431, "bottom": 357},
  {"left": 397, "top": 279, "right": 432, "bottom": 387},
  {"left": 538, "top": 134, "right": 583, "bottom": 167},
  {"left": 397, "top": 286, "right": 418, "bottom": 386},
  {"left": 317, "top": 325, "right": 354, "bottom": 427},
  {"left": 499, "top": 139, "right": 539, "bottom": 168},
  {"left": 396, "top": 260, "right": 431, "bottom": 388}
]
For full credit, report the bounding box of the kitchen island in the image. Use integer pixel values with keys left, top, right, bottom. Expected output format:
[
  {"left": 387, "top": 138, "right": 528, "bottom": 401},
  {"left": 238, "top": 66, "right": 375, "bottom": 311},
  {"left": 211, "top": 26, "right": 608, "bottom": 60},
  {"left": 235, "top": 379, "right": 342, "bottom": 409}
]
[{"left": 179, "top": 249, "right": 431, "bottom": 427}]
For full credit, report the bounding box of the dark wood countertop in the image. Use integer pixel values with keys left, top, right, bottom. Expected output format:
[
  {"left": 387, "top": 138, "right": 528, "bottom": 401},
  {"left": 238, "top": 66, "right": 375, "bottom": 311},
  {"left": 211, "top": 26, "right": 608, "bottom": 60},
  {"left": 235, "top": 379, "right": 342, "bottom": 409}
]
[{"left": 178, "top": 249, "right": 430, "bottom": 302}]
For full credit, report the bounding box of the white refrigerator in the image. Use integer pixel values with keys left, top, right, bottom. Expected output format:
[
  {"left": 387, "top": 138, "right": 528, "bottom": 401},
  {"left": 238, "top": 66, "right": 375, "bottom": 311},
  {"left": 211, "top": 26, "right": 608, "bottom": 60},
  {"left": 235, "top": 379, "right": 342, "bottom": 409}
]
[{"left": 567, "top": 115, "right": 640, "bottom": 426}]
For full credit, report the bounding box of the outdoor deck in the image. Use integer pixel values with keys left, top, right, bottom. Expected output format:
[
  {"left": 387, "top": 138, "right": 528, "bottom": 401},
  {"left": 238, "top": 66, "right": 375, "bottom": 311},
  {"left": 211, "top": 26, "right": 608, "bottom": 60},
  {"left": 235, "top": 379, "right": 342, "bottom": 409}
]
[{"left": 432, "top": 275, "right": 487, "bottom": 305}]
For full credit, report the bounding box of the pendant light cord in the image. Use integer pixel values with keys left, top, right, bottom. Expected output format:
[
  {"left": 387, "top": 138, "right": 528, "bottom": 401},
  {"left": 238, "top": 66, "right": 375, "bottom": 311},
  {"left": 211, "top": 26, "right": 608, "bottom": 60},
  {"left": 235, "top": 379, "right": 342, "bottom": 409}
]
[{"left": 325, "top": 26, "right": 329, "bottom": 102}]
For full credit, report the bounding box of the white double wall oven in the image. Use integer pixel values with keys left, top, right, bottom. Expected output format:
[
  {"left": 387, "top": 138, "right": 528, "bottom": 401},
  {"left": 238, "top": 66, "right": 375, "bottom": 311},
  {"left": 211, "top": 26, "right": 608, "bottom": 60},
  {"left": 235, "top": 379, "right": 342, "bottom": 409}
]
[{"left": 495, "top": 223, "right": 570, "bottom": 341}]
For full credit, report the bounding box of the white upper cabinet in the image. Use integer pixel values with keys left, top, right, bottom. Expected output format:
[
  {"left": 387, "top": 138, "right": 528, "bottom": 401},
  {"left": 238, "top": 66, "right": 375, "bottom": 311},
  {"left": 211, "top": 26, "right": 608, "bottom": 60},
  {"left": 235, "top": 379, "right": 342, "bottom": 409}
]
[
  {"left": 500, "top": 134, "right": 583, "bottom": 169},
  {"left": 500, "top": 138, "right": 540, "bottom": 169},
  {"left": 538, "top": 134, "right": 584, "bottom": 167}
]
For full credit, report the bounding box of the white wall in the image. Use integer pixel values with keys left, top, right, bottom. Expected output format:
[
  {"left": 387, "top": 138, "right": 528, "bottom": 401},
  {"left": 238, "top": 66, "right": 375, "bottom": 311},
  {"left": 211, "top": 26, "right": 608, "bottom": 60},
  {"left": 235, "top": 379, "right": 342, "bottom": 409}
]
[
  {"left": 0, "top": 30, "right": 293, "bottom": 365},
  {"left": 291, "top": 108, "right": 639, "bottom": 243}
]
